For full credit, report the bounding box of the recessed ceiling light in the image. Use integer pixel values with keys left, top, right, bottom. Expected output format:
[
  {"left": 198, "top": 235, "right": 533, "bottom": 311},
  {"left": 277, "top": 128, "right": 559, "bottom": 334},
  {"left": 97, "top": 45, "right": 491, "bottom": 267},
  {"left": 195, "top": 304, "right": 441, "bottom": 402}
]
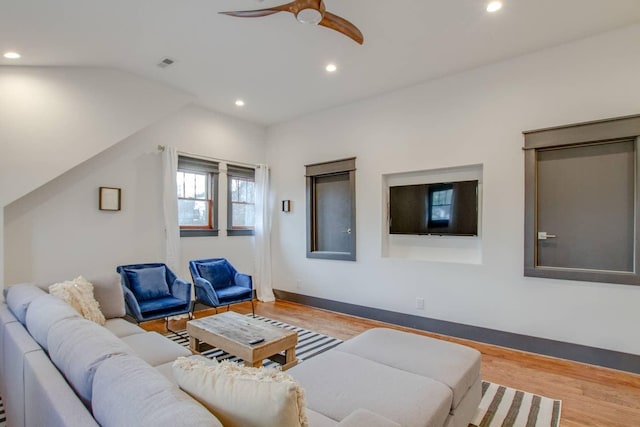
[
  {"left": 3, "top": 51, "right": 21, "bottom": 59},
  {"left": 235, "top": 99, "right": 245, "bottom": 107},
  {"left": 325, "top": 63, "right": 337, "bottom": 73},
  {"left": 486, "top": 1, "right": 502, "bottom": 12}
]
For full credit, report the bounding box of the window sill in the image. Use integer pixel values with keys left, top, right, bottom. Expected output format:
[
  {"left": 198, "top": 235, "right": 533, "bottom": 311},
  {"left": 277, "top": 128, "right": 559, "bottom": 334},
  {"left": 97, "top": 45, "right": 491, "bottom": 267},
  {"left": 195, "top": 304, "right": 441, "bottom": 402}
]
[
  {"left": 180, "top": 229, "right": 219, "bottom": 237},
  {"left": 227, "top": 229, "right": 255, "bottom": 237}
]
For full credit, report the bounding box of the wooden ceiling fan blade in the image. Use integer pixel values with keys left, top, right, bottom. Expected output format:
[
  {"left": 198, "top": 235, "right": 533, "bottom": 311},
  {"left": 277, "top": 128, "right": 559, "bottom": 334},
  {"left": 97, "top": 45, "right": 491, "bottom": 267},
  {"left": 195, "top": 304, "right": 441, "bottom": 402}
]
[
  {"left": 220, "top": 9, "right": 283, "bottom": 18},
  {"left": 219, "top": 2, "right": 296, "bottom": 18},
  {"left": 319, "top": 11, "right": 363, "bottom": 44}
]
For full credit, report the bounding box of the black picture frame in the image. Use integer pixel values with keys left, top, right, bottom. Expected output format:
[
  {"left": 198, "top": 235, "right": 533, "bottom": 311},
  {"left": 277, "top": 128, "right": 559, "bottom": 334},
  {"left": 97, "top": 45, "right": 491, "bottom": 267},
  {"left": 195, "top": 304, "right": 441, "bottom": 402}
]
[{"left": 99, "top": 187, "right": 121, "bottom": 211}]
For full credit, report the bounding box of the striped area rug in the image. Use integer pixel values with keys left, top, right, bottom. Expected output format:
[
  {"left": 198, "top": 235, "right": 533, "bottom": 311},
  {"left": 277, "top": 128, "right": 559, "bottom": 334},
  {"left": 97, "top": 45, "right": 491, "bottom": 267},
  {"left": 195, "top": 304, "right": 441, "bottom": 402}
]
[
  {"left": 470, "top": 381, "right": 561, "bottom": 427},
  {"left": 164, "top": 314, "right": 344, "bottom": 367}
]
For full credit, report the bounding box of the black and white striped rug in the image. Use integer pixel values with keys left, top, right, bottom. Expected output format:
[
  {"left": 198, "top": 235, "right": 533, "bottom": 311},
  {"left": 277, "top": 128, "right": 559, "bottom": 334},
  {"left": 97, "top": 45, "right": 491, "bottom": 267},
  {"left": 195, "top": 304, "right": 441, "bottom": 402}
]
[
  {"left": 164, "top": 314, "right": 344, "bottom": 368},
  {"left": 471, "top": 381, "right": 561, "bottom": 427}
]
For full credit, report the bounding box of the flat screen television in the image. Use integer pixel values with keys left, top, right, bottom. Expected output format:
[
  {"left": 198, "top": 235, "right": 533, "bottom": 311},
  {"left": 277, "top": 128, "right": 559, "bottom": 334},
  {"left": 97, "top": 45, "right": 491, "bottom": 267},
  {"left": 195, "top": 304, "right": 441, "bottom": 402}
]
[{"left": 389, "top": 180, "right": 478, "bottom": 236}]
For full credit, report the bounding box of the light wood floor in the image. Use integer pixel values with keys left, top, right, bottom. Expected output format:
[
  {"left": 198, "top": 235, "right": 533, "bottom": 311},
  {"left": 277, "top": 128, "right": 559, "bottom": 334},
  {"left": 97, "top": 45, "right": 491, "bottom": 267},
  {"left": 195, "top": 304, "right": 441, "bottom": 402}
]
[{"left": 142, "top": 300, "right": 640, "bottom": 427}]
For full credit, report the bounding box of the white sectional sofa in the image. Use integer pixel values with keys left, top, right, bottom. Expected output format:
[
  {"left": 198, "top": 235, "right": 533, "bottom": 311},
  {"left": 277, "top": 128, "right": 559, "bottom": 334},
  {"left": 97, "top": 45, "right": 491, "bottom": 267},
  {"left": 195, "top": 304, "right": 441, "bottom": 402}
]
[{"left": 0, "top": 276, "right": 481, "bottom": 427}]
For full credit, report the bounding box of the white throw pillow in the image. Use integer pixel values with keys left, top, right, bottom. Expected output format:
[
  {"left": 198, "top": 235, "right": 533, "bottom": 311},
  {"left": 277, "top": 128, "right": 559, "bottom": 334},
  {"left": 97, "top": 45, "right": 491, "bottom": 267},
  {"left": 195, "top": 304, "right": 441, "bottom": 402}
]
[
  {"left": 49, "top": 276, "right": 106, "bottom": 325},
  {"left": 172, "top": 358, "right": 309, "bottom": 427}
]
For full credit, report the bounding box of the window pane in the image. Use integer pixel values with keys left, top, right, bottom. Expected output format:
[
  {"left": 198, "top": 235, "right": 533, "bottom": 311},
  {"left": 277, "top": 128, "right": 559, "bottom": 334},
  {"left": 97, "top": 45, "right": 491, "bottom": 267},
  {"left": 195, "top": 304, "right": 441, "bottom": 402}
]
[
  {"left": 231, "top": 203, "right": 255, "bottom": 228},
  {"left": 246, "top": 204, "right": 255, "bottom": 226},
  {"left": 184, "top": 173, "right": 196, "bottom": 198},
  {"left": 238, "top": 179, "right": 247, "bottom": 202},
  {"left": 232, "top": 203, "right": 245, "bottom": 226},
  {"left": 247, "top": 181, "right": 255, "bottom": 203},
  {"left": 178, "top": 199, "right": 209, "bottom": 226},
  {"left": 229, "top": 176, "right": 255, "bottom": 230},
  {"left": 231, "top": 178, "right": 239, "bottom": 202},
  {"left": 195, "top": 174, "right": 206, "bottom": 199},
  {"left": 176, "top": 172, "right": 185, "bottom": 198}
]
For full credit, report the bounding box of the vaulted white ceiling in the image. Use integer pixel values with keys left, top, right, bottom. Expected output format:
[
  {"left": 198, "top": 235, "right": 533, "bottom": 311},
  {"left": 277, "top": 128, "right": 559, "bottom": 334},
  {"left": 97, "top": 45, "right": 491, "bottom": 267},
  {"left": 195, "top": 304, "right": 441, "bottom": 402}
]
[{"left": 2, "top": 0, "right": 640, "bottom": 125}]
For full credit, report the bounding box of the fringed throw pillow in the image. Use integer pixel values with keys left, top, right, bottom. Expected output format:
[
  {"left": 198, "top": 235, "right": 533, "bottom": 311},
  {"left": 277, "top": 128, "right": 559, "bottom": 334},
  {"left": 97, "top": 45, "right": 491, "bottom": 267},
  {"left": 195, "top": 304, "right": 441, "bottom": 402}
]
[
  {"left": 49, "top": 276, "right": 106, "bottom": 325},
  {"left": 172, "top": 357, "right": 308, "bottom": 427}
]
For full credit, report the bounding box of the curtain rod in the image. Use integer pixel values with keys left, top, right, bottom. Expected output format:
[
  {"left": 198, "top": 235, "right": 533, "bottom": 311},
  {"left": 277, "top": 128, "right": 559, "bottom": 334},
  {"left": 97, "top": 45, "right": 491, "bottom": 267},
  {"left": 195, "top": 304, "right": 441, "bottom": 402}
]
[{"left": 157, "top": 145, "right": 261, "bottom": 169}]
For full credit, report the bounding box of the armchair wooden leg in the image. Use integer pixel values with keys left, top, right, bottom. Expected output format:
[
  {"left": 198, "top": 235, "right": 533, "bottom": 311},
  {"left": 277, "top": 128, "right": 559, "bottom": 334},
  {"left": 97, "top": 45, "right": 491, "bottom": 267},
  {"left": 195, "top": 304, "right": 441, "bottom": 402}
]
[{"left": 251, "top": 299, "right": 255, "bottom": 318}]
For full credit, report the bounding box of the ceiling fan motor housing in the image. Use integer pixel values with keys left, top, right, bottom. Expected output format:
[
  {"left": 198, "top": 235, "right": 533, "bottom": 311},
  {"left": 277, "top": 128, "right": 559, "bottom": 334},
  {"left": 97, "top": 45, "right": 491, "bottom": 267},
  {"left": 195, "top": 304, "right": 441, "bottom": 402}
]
[{"left": 296, "top": 8, "right": 323, "bottom": 24}]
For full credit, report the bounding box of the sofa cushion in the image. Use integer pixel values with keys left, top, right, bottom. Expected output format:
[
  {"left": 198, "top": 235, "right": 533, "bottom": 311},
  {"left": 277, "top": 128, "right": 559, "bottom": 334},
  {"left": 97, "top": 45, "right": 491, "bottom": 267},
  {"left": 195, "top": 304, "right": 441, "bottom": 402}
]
[
  {"left": 48, "top": 317, "right": 132, "bottom": 405},
  {"left": 93, "top": 354, "right": 222, "bottom": 427},
  {"left": 89, "top": 273, "right": 126, "bottom": 318},
  {"left": 173, "top": 357, "right": 308, "bottom": 427},
  {"left": 49, "top": 276, "right": 106, "bottom": 325},
  {"left": 125, "top": 266, "right": 171, "bottom": 301},
  {"left": 197, "top": 261, "right": 233, "bottom": 289},
  {"left": 24, "top": 350, "right": 99, "bottom": 427},
  {"left": 6, "top": 284, "right": 47, "bottom": 324},
  {"left": 307, "top": 409, "right": 338, "bottom": 427},
  {"left": 121, "top": 332, "right": 191, "bottom": 367},
  {"left": 335, "top": 328, "right": 481, "bottom": 408},
  {"left": 288, "top": 350, "right": 452, "bottom": 427},
  {"left": 338, "top": 409, "right": 401, "bottom": 427},
  {"left": 3, "top": 322, "right": 43, "bottom": 427},
  {"left": 138, "top": 296, "right": 186, "bottom": 314},
  {"left": 103, "top": 318, "right": 146, "bottom": 338},
  {"left": 25, "top": 294, "right": 81, "bottom": 350},
  {"left": 216, "top": 285, "right": 252, "bottom": 303},
  {"left": 0, "top": 303, "right": 19, "bottom": 390},
  {"left": 155, "top": 355, "right": 218, "bottom": 383}
]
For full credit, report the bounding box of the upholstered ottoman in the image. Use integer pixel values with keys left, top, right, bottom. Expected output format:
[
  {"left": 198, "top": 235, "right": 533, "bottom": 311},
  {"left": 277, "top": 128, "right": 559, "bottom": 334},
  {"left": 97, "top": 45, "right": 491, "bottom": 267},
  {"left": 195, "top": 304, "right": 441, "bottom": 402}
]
[
  {"left": 336, "top": 328, "right": 482, "bottom": 427},
  {"left": 289, "top": 350, "right": 453, "bottom": 427}
]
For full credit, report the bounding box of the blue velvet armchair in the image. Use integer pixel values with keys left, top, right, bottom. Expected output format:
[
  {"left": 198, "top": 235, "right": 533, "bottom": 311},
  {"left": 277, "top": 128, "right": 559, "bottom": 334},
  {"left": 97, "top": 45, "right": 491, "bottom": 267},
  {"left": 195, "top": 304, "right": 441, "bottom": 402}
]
[
  {"left": 188, "top": 258, "right": 254, "bottom": 316},
  {"left": 116, "top": 263, "right": 192, "bottom": 323}
]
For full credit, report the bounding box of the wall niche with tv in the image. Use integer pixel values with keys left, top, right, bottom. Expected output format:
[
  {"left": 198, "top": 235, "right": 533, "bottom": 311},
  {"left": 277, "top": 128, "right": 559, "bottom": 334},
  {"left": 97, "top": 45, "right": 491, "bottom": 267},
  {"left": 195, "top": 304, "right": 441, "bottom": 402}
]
[{"left": 382, "top": 164, "right": 483, "bottom": 264}]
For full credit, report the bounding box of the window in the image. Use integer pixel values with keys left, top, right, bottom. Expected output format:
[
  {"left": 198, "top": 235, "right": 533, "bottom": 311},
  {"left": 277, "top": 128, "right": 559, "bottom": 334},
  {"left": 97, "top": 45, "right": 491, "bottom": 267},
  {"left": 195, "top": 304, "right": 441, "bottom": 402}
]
[
  {"left": 177, "top": 156, "right": 219, "bottom": 237},
  {"left": 227, "top": 165, "right": 255, "bottom": 236},
  {"left": 305, "top": 157, "right": 356, "bottom": 261}
]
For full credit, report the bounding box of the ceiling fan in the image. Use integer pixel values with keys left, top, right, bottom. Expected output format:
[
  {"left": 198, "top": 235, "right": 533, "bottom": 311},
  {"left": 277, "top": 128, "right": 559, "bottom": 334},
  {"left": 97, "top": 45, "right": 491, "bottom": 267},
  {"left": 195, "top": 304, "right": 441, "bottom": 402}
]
[{"left": 220, "top": 0, "right": 364, "bottom": 45}]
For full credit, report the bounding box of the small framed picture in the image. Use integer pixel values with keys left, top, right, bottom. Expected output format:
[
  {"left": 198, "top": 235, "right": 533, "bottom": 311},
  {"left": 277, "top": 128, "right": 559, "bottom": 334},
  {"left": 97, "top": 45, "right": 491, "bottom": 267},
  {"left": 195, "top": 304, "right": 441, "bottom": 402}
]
[{"left": 99, "top": 187, "right": 121, "bottom": 211}]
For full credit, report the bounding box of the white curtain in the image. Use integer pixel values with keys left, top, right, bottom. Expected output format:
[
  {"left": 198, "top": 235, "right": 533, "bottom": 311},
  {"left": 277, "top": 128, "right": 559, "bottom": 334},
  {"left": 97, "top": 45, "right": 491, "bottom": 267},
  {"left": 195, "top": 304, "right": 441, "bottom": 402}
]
[
  {"left": 254, "top": 165, "right": 275, "bottom": 302},
  {"left": 162, "top": 146, "right": 181, "bottom": 272}
]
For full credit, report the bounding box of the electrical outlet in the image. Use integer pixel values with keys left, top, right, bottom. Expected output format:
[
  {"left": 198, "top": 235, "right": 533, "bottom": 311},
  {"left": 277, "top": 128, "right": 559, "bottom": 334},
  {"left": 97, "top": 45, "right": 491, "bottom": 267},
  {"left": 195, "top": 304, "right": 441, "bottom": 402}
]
[{"left": 416, "top": 297, "right": 425, "bottom": 310}]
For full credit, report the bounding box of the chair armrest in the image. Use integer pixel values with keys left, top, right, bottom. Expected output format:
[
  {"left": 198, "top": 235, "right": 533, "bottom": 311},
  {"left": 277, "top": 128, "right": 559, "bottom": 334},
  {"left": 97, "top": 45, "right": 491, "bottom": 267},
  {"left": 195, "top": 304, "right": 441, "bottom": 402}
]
[
  {"left": 337, "top": 409, "right": 400, "bottom": 427},
  {"left": 169, "top": 278, "right": 191, "bottom": 303},
  {"left": 194, "top": 277, "right": 220, "bottom": 306},
  {"left": 234, "top": 273, "right": 252, "bottom": 290},
  {"left": 121, "top": 285, "right": 143, "bottom": 322}
]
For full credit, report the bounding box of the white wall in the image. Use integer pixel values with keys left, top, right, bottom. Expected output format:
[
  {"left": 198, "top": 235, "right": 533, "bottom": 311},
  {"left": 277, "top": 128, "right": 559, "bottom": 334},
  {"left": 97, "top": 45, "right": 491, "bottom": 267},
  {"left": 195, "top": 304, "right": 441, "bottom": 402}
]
[
  {"left": 0, "top": 66, "right": 192, "bottom": 207},
  {"left": 4, "top": 104, "right": 265, "bottom": 285},
  {"left": 266, "top": 24, "right": 640, "bottom": 355},
  {"left": 0, "top": 66, "right": 192, "bottom": 290}
]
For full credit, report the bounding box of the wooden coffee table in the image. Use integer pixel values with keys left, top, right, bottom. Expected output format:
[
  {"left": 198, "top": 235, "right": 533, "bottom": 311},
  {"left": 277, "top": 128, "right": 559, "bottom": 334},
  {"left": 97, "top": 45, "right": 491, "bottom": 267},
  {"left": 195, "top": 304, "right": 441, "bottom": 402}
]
[{"left": 186, "top": 311, "right": 298, "bottom": 370}]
